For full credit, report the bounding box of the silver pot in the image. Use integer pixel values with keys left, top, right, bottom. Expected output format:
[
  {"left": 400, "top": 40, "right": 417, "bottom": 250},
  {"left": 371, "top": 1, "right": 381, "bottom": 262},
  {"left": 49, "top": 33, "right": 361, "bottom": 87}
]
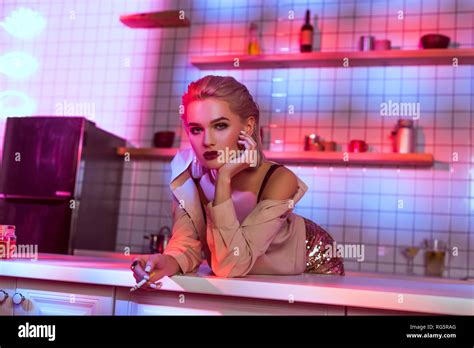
[{"left": 144, "top": 226, "right": 171, "bottom": 254}]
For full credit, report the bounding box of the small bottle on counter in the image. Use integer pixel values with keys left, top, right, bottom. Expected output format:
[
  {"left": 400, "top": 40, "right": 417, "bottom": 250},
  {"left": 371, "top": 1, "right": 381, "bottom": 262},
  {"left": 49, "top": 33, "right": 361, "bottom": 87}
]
[
  {"left": 300, "top": 9, "right": 313, "bottom": 52},
  {"left": 0, "top": 225, "right": 16, "bottom": 259},
  {"left": 247, "top": 22, "right": 261, "bottom": 55}
]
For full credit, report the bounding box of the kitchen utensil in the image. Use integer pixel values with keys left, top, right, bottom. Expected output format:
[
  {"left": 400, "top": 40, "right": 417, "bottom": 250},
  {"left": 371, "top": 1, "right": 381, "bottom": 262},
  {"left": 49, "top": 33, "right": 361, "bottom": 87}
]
[
  {"left": 321, "top": 141, "right": 336, "bottom": 151},
  {"left": 424, "top": 251, "right": 446, "bottom": 277},
  {"left": 304, "top": 134, "right": 324, "bottom": 151},
  {"left": 153, "top": 131, "right": 175, "bottom": 148},
  {"left": 390, "top": 119, "right": 415, "bottom": 153},
  {"left": 374, "top": 39, "right": 391, "bottom": 51},
  {"left": 358, "top": 35, "right": 375, "bottom": 51},
  {"left": 422, "top": 239, "right": 448, "bottom": 277},
  {"left": 420, "top": 34, "right": 450, "bottom": 49},
  {"left": 423, "top": 239, "right": 447, "bottom": 251},
  {"left": 144, "top": 226, "right": 171, "bottom": 254},
  {"left": 348, "top": 140, "right": 368, "bottom": 152}
]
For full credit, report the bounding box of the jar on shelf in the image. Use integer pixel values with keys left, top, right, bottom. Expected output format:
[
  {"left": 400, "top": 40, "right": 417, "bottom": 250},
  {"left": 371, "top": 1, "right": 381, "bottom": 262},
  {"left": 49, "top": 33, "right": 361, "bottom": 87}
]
[
  {"left": 304, "top": 134, "right": 323, "bottom": 151},
  {"left": 390, "top": 119, "right": 415, "bottom": 153},
  {"left": 0, "top": 225, "right": 16, "bottom": 259}
]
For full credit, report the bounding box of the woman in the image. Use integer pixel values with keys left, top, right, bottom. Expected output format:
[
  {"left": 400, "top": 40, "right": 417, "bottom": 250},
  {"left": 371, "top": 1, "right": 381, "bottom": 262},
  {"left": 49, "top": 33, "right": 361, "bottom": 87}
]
[{"left": 131, "top": 75, "right": 344, "bottom": 289}]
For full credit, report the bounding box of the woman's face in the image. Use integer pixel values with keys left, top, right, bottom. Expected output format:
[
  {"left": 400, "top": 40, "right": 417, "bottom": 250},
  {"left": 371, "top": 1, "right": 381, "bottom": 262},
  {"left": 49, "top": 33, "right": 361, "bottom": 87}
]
[{"left": 185, "top": 98, "right": 253, "bottom": 169}]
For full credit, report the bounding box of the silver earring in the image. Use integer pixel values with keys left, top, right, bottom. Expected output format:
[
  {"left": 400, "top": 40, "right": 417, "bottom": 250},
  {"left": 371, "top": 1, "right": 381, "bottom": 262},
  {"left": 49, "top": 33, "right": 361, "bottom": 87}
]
[{"left": 191, "top": 154, "right": 204, "bottom": 179}]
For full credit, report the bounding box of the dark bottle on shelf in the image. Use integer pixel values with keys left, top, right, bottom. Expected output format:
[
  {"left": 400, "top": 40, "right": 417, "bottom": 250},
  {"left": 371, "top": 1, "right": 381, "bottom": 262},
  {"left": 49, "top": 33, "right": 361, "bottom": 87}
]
[{"left": 300, "top": 9, "right": 313, "bottom": 52}]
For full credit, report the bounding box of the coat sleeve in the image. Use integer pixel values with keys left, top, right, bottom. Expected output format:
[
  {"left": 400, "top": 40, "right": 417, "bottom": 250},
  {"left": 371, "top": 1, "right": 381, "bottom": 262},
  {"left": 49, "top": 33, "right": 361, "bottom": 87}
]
[
  {"left": 205, "top": 197, "right": 293, "bottom": 278},
  {"left": 163, "top": 196, "right": 203, "bottom": 274}
]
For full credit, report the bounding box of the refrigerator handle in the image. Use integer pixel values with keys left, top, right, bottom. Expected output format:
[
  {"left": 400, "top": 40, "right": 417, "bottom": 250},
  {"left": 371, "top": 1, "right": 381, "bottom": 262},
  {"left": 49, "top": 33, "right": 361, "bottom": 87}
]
[
  {"left": 0, "top": 194, "right": 71, "bottom": 201},
  {"left": 55, "top": 191, "right": 72, "bottom": 197}
]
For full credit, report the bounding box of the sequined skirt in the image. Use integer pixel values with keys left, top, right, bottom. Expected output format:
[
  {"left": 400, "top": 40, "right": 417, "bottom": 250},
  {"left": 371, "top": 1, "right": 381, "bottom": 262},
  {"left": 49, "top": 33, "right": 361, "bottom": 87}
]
[{"left": 303, "top": 217, "right": 345, "bottom": 275}]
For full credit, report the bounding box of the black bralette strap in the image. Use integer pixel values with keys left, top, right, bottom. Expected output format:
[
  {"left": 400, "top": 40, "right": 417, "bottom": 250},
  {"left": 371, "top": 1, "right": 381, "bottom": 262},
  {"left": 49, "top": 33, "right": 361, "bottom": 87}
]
[{"left": 257, "top": 164, "right": 283, "bottom": 203}]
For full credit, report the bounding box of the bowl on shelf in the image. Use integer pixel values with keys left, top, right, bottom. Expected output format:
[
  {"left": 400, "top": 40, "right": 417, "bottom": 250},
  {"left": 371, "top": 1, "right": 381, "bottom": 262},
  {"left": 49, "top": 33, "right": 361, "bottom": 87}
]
[
  {"left": 348, "top": 139, "right": 368, "bottom": 153},
  {"left": 153, "top": 131, "right": 175, "bottom": 148},
  {"left": 419, "top": 34, "right": 450, "bottom": 49}
]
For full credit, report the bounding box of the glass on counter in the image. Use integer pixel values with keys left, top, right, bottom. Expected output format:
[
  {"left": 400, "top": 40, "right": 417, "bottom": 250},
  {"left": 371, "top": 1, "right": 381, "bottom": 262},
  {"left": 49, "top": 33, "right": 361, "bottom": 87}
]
[
  {"left": 423, "top": 239, "right": 448, "bottom": 277},
  {"left": 401, "top": 246, "right": 420, "bottom": 275}
]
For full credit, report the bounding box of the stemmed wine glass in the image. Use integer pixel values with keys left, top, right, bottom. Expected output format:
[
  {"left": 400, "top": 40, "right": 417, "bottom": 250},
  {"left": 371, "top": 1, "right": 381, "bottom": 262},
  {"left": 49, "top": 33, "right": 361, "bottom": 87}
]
[{"left": 401, "top": 246, "right": 420, "bottom": 275}]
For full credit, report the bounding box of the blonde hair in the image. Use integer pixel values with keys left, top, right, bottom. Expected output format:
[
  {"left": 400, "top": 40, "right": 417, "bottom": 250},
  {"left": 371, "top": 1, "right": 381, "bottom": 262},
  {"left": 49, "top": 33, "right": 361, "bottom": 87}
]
[{"left": 181, "top": 75, "right": 265, "bottom": 169}]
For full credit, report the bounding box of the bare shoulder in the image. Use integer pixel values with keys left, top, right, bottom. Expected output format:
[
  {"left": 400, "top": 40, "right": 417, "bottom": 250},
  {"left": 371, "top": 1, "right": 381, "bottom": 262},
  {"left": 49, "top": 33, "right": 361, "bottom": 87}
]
[{"left": 260, "top": 164, "right": 298, "bottom": 201}]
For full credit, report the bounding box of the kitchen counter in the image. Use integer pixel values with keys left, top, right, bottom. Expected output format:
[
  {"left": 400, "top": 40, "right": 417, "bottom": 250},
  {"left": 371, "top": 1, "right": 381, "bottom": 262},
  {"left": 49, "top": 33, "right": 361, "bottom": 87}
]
[{"left": 0, "top": 253, "right": 472, "bottom": 315}]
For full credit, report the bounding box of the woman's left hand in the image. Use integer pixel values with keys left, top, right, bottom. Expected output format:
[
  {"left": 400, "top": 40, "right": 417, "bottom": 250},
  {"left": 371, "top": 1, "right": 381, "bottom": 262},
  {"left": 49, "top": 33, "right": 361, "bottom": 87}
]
[{"left": 217, "top": 130, "right": 257, "bottom": 180}]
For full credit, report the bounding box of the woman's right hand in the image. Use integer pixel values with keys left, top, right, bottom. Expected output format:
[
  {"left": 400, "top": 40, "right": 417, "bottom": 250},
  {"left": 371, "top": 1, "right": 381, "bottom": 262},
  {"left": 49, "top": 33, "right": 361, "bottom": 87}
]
[{"left": 130, "top": 253, "right": 181, "bottom": 290}]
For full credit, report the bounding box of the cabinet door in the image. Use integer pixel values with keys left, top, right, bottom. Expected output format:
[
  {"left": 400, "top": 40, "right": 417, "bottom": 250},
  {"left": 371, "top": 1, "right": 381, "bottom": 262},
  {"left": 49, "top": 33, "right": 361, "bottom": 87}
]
[
  {"left": 0, "top": 276, "right": 16, "bottom": 316},
  {"left": 346, "top": 306, "right": 428, "bottom": 316},
  {"left": 115, "top": 288, "right": 345, "bottom": 315},
  {"left": 13, "top": 278, "right": 114, "bottom": 315}
]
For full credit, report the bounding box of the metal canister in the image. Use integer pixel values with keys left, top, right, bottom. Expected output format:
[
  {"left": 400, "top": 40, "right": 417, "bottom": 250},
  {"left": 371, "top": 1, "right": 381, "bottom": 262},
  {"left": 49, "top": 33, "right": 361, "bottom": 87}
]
[
  {"left": 358, "top": 35, "right": 375, "bottom": 51},
  {"left": 391, "top": 119, "right": 415, "bottom": 153}
]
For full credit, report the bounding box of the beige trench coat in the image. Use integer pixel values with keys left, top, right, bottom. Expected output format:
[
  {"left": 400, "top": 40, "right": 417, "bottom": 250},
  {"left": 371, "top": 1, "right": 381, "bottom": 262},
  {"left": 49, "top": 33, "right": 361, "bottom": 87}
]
[{"left": 163, "top": 148, "right": 309, "bottom": 277}]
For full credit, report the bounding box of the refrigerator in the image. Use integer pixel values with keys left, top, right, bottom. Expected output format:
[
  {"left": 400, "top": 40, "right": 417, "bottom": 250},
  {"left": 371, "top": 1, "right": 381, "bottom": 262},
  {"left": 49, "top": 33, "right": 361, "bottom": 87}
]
[{"left": 0, "top": 116, "right": 125, "bottom": 254}]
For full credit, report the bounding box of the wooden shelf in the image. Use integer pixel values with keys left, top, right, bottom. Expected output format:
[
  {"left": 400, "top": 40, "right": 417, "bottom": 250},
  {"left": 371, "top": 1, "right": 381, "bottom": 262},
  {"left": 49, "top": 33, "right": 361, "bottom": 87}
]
[
  {"left": 116, "top": 147, "right": 434, "bottom": 167},
  {"left": 119, "top": 10, "right": 190, "bottom": 28},
  {"left": 266, "top": 151, "right": 434, "bottom": 166},
  {"left": 117, "top": 147, "right": 178, "bottom": 159},
  {"left": 191, "top": 48, "right": 474, "bottom": 69}
]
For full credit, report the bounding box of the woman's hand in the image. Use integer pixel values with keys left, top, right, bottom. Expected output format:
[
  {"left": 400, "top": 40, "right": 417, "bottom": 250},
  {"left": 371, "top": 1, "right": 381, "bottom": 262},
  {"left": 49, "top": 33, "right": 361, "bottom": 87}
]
[
  {"left": 130, "top": 254, "right": 180, "bottom": 290},
  {"left": 217, "top": 130, "right": 257, "bottom": 180}
]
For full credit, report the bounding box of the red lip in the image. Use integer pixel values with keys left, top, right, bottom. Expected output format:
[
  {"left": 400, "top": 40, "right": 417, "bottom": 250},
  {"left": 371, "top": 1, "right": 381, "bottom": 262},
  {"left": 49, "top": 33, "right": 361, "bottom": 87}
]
[{"left": 203, "top": 151, "right": 218, "bottom": 159}]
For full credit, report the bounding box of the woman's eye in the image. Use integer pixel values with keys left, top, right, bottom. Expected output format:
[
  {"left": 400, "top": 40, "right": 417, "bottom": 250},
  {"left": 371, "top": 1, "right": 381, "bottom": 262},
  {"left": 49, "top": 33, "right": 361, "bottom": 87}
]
[
  {"left": 215, "top": 123, "right": 227, "bottom": 130},
  {"left": 190, "top": 124, "right": 227, "bottom": 135}
]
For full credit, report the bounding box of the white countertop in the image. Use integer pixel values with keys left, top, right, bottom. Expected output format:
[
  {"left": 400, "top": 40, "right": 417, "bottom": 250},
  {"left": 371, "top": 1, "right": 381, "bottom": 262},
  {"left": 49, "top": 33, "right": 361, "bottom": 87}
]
[{"left": 0, "top": 253, "right": 472, "bottom": 315}]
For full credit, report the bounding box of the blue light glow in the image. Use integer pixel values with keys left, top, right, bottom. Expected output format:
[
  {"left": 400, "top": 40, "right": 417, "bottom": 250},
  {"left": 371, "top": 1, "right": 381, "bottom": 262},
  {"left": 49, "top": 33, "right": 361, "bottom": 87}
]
[
  {"left": 0, "top": 7, "right": 46, "bottom": 40},
  {"left": 0, "top": 52, "right": 39, "bottom": 80},
  {"left": 0, "top": 90, "right": 36, "bottom": 117}
]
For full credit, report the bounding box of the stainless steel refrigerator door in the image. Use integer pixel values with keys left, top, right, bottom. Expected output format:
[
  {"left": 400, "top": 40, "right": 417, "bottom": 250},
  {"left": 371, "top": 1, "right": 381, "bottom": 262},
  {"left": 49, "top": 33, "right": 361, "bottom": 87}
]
[
  {"left": 0, "top": 197, "right": 72, "bottom": 254},
  {"left": 0, "top": 117, "right": 84, "bottom": 198}
]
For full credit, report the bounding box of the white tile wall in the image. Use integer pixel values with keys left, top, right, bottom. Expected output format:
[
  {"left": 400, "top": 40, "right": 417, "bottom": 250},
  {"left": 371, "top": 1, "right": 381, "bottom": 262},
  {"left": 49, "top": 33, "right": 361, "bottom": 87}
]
[{"left": 0, "top": 0, "right": 472, "bottom": 278}]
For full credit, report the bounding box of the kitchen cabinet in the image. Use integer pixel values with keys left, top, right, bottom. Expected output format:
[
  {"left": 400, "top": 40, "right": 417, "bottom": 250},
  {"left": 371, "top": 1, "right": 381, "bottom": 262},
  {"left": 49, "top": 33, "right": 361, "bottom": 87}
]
[
  {"left": 12, "top": 278, "right": 114, "bottom": 315},
  {"left": 115, "top": 287, "right": 345, "bottom": 315},
  {"left": 346, "top": 306, "right": 429, "bottom": 316},
  {"left": 2, "top": 277, "right": 345, "bottom": 316},
  {"left": 0, "top": 276, "right": 16, "bottom": 316},
  {"left": 1, "top": 254, "right": 471, "bottom": 316}
]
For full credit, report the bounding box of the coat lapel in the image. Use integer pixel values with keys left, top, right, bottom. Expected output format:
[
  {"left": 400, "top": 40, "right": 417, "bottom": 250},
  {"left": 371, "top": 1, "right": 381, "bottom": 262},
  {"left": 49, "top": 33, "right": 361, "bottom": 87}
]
[{"left": 169, "top": 148, "right": 210, "bottom": 262}]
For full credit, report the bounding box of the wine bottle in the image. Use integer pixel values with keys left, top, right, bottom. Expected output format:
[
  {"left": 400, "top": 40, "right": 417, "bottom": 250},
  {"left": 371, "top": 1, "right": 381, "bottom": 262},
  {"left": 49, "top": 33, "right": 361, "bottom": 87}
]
[{"left": 300, "top": 10, "right": 313, "bottom": 53}]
